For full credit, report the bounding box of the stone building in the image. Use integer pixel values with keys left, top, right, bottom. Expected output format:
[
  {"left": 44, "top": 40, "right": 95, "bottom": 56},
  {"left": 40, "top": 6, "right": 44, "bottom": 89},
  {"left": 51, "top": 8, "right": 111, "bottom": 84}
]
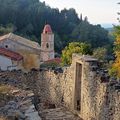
[
  {"left": 0, "top": 24, "right": 55, "bottom": 71},
  {"left": 41, "top": 24, "right": 54, "bottom": 61}
]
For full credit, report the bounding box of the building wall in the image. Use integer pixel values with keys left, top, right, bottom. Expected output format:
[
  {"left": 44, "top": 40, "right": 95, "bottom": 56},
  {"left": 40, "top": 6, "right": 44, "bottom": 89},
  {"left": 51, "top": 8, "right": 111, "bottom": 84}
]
[
  {"left": 0, "top": 55, "right": 13, "bottom": 70},
  {"left": 0, "top": 55, "right": 20, "bottom": 71},
  {"left": 0, "top": 39, "right": 40, "bottom": 54},
  {"left": 33, "top": 67, "right": 74, "bottom": 109},
  {"left": 71, "top": 54, "right": 120, "bottom": 120},
  {"left": 0, "top": 39, "right": 41, "bottom": 71},
  {"left": 41, "top": 33, "right": 54, "bottom": 61}
]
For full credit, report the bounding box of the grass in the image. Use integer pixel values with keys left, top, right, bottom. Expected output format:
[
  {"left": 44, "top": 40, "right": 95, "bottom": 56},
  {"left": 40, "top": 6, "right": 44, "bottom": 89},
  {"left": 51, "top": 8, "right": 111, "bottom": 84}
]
[{"left": 0, "top": 85, "right": 11, "bottom": 94}]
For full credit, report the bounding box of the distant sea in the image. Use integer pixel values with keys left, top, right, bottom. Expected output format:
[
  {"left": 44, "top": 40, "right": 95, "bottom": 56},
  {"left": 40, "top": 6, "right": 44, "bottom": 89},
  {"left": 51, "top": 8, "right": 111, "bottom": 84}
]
[{"left": 101, "top": 23, "right": 117, "bottom": 28}]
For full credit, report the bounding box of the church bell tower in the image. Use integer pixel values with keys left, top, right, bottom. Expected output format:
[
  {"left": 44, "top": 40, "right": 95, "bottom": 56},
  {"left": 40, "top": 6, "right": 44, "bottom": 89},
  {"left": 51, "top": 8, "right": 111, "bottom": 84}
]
[{"left": 41, "top": 24, "right": 54, "bottom": 61}]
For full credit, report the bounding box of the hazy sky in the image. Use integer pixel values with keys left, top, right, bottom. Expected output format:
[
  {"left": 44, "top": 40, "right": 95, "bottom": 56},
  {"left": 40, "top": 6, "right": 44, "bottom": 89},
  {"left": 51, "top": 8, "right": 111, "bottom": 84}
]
[{"left": 40, "top": 0, "right": 119, "bottom": 26}]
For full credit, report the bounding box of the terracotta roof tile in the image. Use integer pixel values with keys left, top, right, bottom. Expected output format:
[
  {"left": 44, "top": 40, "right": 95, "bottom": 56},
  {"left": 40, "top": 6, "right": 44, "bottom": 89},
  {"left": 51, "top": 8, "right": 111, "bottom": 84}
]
[
  {"left": 43, "top": 24, "right": 52, "bottom": 34},
  {"left": 0, "top": 48, "right": 23, "bottom": 61}
]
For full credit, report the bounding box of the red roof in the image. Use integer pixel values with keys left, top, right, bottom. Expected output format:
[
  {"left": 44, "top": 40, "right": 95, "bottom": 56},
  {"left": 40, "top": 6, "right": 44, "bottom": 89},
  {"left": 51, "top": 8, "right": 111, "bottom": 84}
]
[
  {"left": 43, "top": 24, "right": 52, "bottom": 34},
  {"left": 44, "top": 58, "right": 61, "bottom": 64},
  {"left": 0, "top": 48, "right": 23, "bottom": 61}
]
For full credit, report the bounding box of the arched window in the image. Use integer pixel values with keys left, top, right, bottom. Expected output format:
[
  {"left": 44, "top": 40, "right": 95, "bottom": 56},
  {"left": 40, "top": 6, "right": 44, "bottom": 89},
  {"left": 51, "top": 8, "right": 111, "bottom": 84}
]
[
  {"left": 46, "top": 43, "right": 49, "bottom": 48},
  {"left": 5, "top": 45, "right": 8, "bottom": 48}
]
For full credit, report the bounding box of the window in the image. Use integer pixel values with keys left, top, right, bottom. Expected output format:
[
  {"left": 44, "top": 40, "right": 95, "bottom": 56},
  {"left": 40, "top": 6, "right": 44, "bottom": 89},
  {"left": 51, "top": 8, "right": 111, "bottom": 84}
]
[
  {"left": 5, "top": 45, "right": 8, "bottom": 48},
  {"left": 46, "top": 43, "right": 49, "bottom": 48}
]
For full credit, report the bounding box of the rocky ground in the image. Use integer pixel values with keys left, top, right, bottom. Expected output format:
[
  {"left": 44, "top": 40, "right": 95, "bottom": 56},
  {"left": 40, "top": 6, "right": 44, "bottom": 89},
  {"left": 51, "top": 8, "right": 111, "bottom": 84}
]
[
  {"left": 0, "top": 72, "right": 41, "bottom": 120},
  {"left": 0, "top": 71, "right": 82, "bottom": 120},
  {"left": 39, "top": 107, "right": 82, "bottom": 120}
]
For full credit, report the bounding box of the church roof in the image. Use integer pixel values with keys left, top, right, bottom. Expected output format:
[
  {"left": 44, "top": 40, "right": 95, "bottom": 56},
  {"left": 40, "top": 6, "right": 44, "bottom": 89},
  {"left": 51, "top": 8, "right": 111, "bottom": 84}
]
[
  {"left": 0, "top": 48, "right": 23, "bottom": 61},
  {"left": 43, "top": 24, "right": 52, "bottom": 34},
  {"left": 0, "top": 33, "right": 41, "bottom": 50}
]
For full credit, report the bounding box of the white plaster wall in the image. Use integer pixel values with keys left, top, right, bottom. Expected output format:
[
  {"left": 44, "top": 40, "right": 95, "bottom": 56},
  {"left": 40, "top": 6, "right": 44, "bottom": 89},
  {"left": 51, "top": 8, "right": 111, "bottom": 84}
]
[
  {"left": 0, "top": 39, "right": 41, "bottom": 70},
  {"left": 0, "top": 55, "right": 13, "bottom": 70},
  {"left": 0, "top": 39, "right": 40, "bottom": 54}
]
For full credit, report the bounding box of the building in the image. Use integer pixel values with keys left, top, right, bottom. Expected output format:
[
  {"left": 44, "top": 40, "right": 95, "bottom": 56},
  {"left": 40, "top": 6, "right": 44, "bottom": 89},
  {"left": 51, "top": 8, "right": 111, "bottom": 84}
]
[
  {"left": 41, "top": 24, "right": 54, "bottom": 61},
  {"left": 0, "top": 33, "right": 41, "bottom": 71},
  {"left": 0, "top": 24, "right": 55, "bottom": 71},
  {"left": 0, "top": 48, "right": 23, "bottom": 71}
]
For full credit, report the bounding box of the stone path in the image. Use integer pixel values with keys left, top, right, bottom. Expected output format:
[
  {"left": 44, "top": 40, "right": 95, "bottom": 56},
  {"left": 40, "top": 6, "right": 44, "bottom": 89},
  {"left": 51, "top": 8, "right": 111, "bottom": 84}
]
[{"left": 39, "top": 107, "right": 82, "bottom": 120}]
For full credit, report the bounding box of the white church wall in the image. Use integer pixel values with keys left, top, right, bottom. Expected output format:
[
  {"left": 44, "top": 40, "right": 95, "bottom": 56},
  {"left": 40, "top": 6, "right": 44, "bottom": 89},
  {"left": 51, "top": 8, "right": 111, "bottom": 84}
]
[
  {"left": 0, "top": 55, "right": 17, "bottom": 71},
  {"left": 0, "top": 39, "right": 40, "bottom": 54}
]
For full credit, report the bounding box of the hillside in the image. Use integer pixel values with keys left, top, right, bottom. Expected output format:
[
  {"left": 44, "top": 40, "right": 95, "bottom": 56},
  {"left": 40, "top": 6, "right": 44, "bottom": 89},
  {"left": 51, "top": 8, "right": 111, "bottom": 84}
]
[{"left": 0, "top": 0, "right": 112, "bottom": 53}]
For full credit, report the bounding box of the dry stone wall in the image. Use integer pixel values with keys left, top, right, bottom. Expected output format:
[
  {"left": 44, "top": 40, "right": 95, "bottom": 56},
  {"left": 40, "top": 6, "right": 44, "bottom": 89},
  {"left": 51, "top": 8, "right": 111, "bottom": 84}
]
[{"left": 31, "top": 67, "right": 74, "bottom": 109}]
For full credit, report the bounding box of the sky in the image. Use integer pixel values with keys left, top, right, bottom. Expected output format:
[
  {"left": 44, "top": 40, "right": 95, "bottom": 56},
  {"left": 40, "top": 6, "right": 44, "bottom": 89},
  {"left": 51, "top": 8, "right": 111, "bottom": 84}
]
[{"left": 40, "top": 0, "right": 120, "bottom": 28}]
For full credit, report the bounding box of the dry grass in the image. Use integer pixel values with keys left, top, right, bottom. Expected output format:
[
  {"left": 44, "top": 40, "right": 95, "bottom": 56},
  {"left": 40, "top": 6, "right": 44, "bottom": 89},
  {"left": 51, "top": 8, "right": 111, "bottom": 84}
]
[
  {"left": 0, "top": 116, "right": 8, "bottom": 120},
  {"left": 0, "top": 85, "right": 13, "bottom": 107},
  {"left": 0, "top": 85, "right": 11, "bottom": 94}
]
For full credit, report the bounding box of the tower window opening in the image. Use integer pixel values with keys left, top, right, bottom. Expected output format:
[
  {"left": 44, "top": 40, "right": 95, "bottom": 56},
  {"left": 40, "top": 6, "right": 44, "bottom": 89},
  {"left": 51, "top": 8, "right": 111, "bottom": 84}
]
[
  {"left": 46, "top": 43, "right": 49, "bottom": 48},
  {"left": 5, "top": 45, "right": 8, "bottom": 48}
]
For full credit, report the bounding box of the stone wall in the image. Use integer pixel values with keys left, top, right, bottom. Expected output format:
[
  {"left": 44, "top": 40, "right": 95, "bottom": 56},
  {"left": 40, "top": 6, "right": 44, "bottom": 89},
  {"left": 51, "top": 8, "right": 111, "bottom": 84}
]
[
  {"left": 70, "top": 54, "right": 120, "bottom": 120},
  {"left": 31, "top": 67, "right": 74, "bottom": 109},
  {"left": 0, "top": 54, "right": 120, "bottom": 120}
]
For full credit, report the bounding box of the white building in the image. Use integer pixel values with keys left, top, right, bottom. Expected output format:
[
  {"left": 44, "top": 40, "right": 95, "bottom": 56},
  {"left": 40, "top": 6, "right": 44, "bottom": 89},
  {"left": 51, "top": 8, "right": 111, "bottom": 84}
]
[{"left": 0, "top": 24, "right": 55, "bottom": 71}]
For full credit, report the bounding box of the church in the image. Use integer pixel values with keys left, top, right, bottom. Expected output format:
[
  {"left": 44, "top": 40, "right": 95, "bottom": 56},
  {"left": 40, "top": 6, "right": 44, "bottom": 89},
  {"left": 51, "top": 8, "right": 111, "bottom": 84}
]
[{"left": 0, "top": 24, "right": 54, "bottom": 71}]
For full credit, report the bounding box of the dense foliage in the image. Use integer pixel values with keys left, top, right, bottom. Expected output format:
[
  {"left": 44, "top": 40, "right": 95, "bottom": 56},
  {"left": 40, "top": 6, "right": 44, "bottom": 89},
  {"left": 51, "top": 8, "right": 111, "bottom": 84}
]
[
  {"left": 71, "top": 22, "right": 110, "bottom": 48},
  {"left": 0, "top": 0, "right": 112, "bottom": 53},
  {"left": 109, "top": 25, "right": 120, "bottom": 78},
  {"left": 0, "top": 24, "right": 14, "bottom": 35},
  {"left": 61, "top": 42, "right": 92, "bottom": 65},
  {"left": 93, "top": 47, "right": 107, "bottom": 62}
]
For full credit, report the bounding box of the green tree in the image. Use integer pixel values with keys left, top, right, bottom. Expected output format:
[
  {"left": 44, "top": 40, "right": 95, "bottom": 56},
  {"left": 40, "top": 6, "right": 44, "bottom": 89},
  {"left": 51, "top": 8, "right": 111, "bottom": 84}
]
[
  {"left": 71, "top": 21, "right": 110, "bottom": 48},
  {"left": 93, "top": 47, "right": 107, "bottom": 62},
  {"left": 108, "top": 2, "right": 120, "bottom": 78},
  {"left": 0, "top": 0, "right": 111, "bottom": 54},
  {"left": 0, "top": 24, "right": 14, "bottom": 35},
  {"left": 61, "top": 42, "right": 92, "bottom": 65},
  {"left": 109, "top": 25, "right": 120, "bottom": 78}
]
